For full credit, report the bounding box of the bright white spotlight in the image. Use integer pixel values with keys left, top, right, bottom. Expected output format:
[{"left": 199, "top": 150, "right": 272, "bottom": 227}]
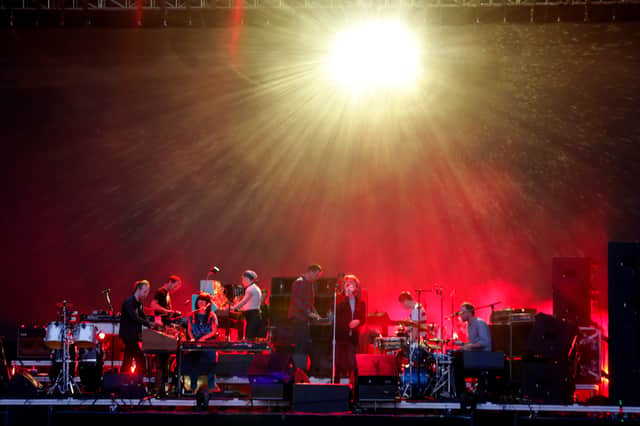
[{"left": 327, "top": 20, "right": 422, "bottom": 93}]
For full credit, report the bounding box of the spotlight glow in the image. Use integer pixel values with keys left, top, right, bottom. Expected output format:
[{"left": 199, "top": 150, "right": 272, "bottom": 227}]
[{"left": 327, "top": 20, "right": 422, "bottom": 93}]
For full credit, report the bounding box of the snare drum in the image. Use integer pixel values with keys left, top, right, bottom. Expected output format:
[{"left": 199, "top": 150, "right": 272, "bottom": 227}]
[
  {"left": 375, "top": 337, "right": 406, "bottom": 352},
  {"left": 73, "top": 322, "right": 97, "bottom": 348},
  {"left": 44, "top": 321, "right": 65, "bottom": 350}
]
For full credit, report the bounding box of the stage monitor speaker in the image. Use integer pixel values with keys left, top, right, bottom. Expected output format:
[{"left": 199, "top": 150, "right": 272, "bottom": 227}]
[
  {"left": 8, "top": 371, "right": 43, "bottom": 396},
  {"left": 103, "top": 373, "right": 147, "bottom": 398},
  {"left": 216, "top": 353, "right": 255, "bottom": 377},
  {"left": 552, "top": 257, "right": 592, "bottom": 326},
  {"left": 354, "top": 354, "right": 398, "bottom": 401},
  {"left": 526, "top": 313, "right": 578, "bottom": 363},
  {"left": 247, "top": 353, "right": 295, "bottom": 400},
  {"left": 292, "top": 383, "right": 350, "bottom": 412},
  {"left": 608, "top": 242, "right": 640, "bottom": 405}
]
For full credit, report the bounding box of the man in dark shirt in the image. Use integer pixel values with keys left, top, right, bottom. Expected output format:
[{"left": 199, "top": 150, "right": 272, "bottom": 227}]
[
  {"left": 149, "top": 275, "right": 182, "bottom": 395},
  {"left": 119, "top": 280, "right": 154, "bottom": 375},
  {"left": 150, "top": 275, "right": 182, "bottom": 326},
  {"left": 288, "top": 264, "right": 322, "bottom": 372}
]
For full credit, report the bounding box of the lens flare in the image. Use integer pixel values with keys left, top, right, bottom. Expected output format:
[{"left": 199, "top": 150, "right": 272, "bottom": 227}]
[{"left": 327, "top": 20, "right": 422, "bottom": 93}]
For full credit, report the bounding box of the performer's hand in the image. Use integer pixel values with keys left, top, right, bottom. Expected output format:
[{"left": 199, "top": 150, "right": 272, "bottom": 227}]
[
  {"left": 348, "top": 319, "right": 361, "bottom": 329},
  {"left": 309, "top": 312, "right": 321, "bottom": 321},
  {"left": 462, "top": 343, "right": 473, "bottom": 350},
  {"left": 197, "top": 336, "right": 207, "bottom": 342}
]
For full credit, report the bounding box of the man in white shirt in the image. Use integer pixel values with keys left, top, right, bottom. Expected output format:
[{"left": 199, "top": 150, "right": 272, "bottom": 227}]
[
  {"left": 398, "top": 291, "right": 427, "bottom": 342},
  {"left": 231, "top": 270, "right": 263, "bottom": 340}
]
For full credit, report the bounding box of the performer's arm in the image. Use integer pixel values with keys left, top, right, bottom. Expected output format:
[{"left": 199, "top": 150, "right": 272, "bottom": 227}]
[{"left": 198, "top": 314, "right": 218, "bottom": 341}]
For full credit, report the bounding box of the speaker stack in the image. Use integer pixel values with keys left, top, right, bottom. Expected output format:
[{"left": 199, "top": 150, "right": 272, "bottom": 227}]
[{"left": 608, "top": 242, "right": 640, "bottom": 405}]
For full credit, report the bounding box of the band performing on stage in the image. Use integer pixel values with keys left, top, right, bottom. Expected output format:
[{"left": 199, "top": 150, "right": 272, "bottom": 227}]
[{"left": 11, "top": 262, "right": 603, "bottom": 408}]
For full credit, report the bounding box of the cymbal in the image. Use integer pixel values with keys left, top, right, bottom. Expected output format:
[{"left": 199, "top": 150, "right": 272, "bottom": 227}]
[
  {"left": 56, "top": 302, "right": 74, "bottom": 309},
  {"left": 396, "top": 320, "right": 436, "bottom": 330},
  {"left": 428, "top": 338, "right": 447, "bottom": 343}
]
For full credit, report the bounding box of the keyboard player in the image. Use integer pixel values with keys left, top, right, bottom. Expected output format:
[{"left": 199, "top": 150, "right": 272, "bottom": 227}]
[
  {"left": 184, "top": 292, "right": 218, "bottom": 393},
  {"left": 119, "top": 280, "right": 157, "bottom": 376}
]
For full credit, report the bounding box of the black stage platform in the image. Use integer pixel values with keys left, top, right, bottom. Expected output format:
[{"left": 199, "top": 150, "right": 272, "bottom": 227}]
[{"left": 1, "top": 398, "right": 640, "bottom": 426}]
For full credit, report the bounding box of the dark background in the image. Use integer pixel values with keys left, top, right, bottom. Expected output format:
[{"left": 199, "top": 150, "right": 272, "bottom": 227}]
[{"left": 1, "top": 21, "right": 639, "bottom": 339}]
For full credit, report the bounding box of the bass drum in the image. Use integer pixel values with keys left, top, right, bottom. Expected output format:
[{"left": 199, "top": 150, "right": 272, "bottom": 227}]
[
  {"left": 401, "top": 366, "right": 431, "bottom": 398},
  {"left": 44, "top": 322, "right": 65, "bottom": 350},
  {"left": 78, "top": 345, "right": 104, "bottom": 393}
]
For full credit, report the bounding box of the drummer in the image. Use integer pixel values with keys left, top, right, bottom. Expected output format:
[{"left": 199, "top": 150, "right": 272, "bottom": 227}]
[{"left": 398, "top": 291, "right": 427, "bottom": 343}]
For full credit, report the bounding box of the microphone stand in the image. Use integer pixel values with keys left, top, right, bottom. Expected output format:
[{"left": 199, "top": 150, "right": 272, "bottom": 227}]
[
  {"left": 414, "top": 288, "right": 428, "bottom": 397},
  {"left": 103, "top": 290, "right": 117, "bottom": 372},
  {"left": 331, "top": 284, "right": 338, "bottom": 384}
]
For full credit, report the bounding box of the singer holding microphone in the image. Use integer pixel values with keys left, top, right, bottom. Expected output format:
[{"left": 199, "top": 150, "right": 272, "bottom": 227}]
[
  {"left": 335, "top": 274, "right": 366, "bottom": 379},
  {"left": 184, "top": 292, "right": 218, "bottom": 393}
]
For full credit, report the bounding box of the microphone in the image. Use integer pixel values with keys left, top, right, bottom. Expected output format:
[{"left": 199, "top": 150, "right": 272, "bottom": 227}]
[
  {"left": 448, "top": 311, "right": 462, "bottom": 318},
  {"left": 101, "top": 289, "right": 112, "bottom": 294},
  {"left": 184, "top": 299, "right": 192, "bottom": 306},
  {"left": 209, "top": 266, "right": 221, "bottom": 274}
]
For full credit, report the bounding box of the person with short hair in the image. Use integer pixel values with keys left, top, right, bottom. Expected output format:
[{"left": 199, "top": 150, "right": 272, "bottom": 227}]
[
  {"left": 150, "top": 275, "right": 182, "bottom": 326},
  {"left": 119, "top": 280, "right": 154, "bottom": 376},
  {"left": 398, "top": 291, "right": 427, "bottom": 342},
  {"left": 231, "top": 270, "right": 263, "bottom": 340},
  {"left": 459, "top": 303, "right": 491, "bottom": 351},
  {"left": 149, "top": 275, "right": 182, "bottom": 394},
  {"left": 288, "top": 264, "right": 323, "bottom": 371}
]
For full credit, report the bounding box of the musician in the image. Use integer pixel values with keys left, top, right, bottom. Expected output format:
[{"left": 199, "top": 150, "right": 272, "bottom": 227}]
[
  {"left": 150, "top": 275, "right": 182, "bottom": 326},
  {"left": 258, "top": 287, "right": 270, "bottom": 338},
  {"left": 150, "top": 275, "right": 182, "bottom": 395},
  {"left": 119, "top": 280, "right": 154, "bottom": 376},
  {"left": 453, "top": 302, "right": 493, "bottom": 399},
  {"left": 459, "top": 303, "right": 491, "bottom": 351},
  {"left": 288, "top": 264, "right": 323, "bottom": 371},
  {"left": 185, "top": 292, "right": 218, "bottom": 393},
  {"left": 335, "top": 274, "right": 366, "bottom": 378},
  {"left": 398, "top": 291, "right": 427, "bottom": 342},
  {"left": 230, "top": 270, "right": 262, "bottom": 340}
]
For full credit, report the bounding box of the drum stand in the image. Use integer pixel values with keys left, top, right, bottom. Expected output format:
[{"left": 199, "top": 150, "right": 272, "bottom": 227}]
[
  {"left": 430, "top": 355, "right": 455, "bottom": 399},
  {"left": 49, "top": 302, "right": 79, "bottom": 395}
]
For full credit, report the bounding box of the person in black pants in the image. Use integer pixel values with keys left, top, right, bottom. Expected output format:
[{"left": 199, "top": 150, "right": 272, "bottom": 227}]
[
  {"left": 231, "top": 270, "right": 263, "bottom": 340},
  {"left": 288, "top": 264, "right": 323, "bottom": 371},
  {"left": 335, "top": 274, "right": 366, "bottom": 379},
  {"left": 119, "top": 280, "right": 155, "bottom": 376}
]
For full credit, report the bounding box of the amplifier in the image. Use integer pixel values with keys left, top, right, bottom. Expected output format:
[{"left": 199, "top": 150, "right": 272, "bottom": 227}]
[{"left": 17, "top": 326, "right": 49, "bottom": 360}]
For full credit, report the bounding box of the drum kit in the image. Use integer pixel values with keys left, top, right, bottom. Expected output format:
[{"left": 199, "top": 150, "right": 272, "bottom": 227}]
[
  {"left": 44, "top": 301, "right": 103, "bottom": 394},
  {"left": 375, "top": 321, "right": 458, "bottom": 400}
]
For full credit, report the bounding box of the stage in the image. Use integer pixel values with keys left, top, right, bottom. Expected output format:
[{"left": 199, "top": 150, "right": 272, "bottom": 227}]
[{"left": 1, "top": 397, "right": 640, "bottom": 426}]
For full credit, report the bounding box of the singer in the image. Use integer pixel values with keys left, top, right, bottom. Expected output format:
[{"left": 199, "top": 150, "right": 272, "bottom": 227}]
[
  {"left": 184, "top": 292, "right": 218, "bottom": 393},
  {"left": 335, "top": 274, "right": 366, "bottom": 379},
  {"left": 458, "top": 303, "right": 491, "bottom": 351}
]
